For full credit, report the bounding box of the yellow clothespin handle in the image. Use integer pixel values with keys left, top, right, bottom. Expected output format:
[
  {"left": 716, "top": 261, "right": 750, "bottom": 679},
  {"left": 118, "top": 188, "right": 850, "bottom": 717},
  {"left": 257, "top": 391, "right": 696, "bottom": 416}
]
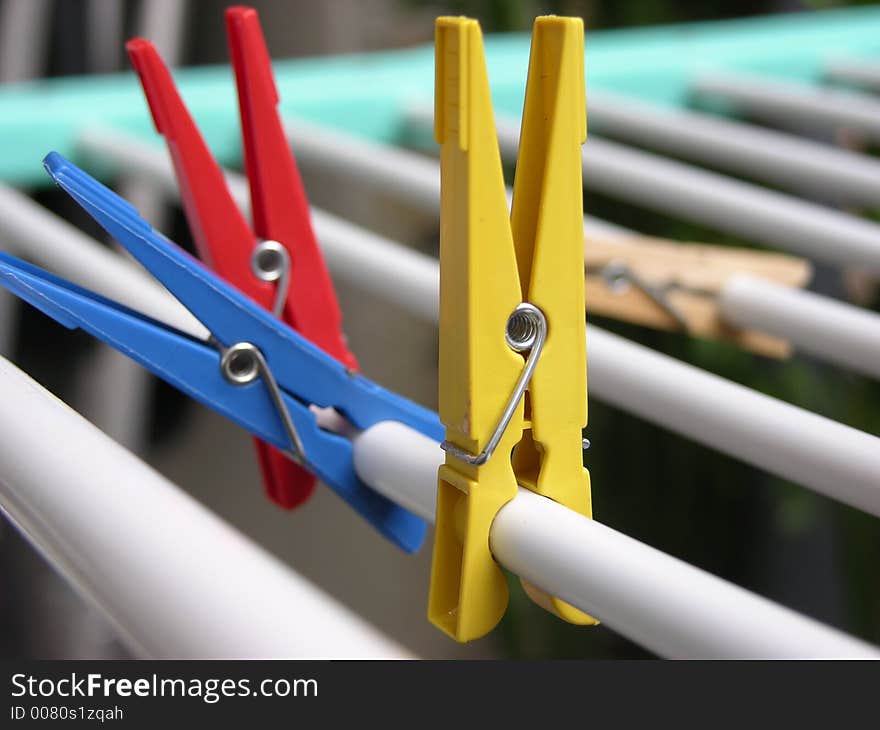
[
  {"left": 509, "top": 16, "right": 594, "bottom": 625},
  {"left": 429, "top": 15, "right": 596, "bottom": 642},
  {"left": 430, "top": 16, "right": 524, "bottom": 642}
]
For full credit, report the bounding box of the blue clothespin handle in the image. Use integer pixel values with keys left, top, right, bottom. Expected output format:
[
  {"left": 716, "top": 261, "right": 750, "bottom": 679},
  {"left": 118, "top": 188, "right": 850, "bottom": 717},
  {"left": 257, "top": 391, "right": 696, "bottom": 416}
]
[{"left": 0, "top": 153, "right": 449, "bottom": 552}]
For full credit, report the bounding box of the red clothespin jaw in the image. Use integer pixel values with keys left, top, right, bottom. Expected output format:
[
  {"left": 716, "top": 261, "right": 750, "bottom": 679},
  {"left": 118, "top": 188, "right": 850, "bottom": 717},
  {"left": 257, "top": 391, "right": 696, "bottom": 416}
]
[
  {"left": 225, "top": 6, "right": 357, "bottom": 369},
  {"left": 126, "top": 7, "right": 356, "bottom": 508},
  {"left": 126, "top": 38, "right": 263, "bottom": 295}
]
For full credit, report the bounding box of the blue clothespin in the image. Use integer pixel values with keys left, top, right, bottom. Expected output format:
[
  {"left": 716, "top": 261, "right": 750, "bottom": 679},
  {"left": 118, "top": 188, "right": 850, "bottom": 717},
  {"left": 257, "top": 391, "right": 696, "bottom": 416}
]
[{"left": 0, "top": 152, "right": 443, "bottom": 552}]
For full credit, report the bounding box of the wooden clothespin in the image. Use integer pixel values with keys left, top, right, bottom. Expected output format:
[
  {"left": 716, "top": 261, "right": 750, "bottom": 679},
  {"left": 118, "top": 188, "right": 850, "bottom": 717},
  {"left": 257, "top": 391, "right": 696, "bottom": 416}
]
[
  {"left": 584, "top": 235, "right": 811, "bottom": 357},
  {"left": 429, "top": 15, "right": 597, "bottom": 642}
]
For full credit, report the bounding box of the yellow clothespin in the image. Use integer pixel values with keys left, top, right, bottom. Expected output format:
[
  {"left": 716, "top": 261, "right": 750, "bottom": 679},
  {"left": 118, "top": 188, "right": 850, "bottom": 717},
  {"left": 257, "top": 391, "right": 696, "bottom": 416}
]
[
  {"left": 583, "top": 235, "right": 812, "bottom": 358},
  {"left": 429, "top": 15, "right": 597, "bottom": 642}
]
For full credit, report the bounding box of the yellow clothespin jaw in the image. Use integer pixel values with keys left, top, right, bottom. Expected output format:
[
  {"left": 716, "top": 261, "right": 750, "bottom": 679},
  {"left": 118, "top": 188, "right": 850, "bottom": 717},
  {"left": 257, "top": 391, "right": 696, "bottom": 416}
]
[
  {"left": 429, "top": 15, "right": 596, "bottom": 643},
  {"left": 583, "top": 236, "right": 812, "bottom": 358}
]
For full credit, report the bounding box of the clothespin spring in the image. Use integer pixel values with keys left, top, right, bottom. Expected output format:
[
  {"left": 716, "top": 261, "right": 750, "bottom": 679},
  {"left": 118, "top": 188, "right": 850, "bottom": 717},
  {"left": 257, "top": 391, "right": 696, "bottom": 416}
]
[
  {"left": 250, "top": 240, "right": 292, "bottom": 319},
  {"left": 440, "top": 302, "right": 546, "bottom": 466},
  {"left": 219, "top": 340, "right": 307, "bottom": 463},
  {"left": 595, "top": 259, "right": 690, "bottom": 330}
]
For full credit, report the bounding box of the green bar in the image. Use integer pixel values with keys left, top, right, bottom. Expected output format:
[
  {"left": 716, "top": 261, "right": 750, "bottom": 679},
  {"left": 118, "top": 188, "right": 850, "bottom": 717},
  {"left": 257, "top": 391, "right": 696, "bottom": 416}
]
[{"left": 2, "top": 5, "right": 880, "bottom": 186}]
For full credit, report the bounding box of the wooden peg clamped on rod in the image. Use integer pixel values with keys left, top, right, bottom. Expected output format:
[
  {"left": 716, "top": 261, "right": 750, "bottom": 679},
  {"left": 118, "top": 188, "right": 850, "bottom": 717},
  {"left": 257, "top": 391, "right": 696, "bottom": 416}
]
[
  {"left": 430, "top": 15, "right": 596, "bottom": 642},
  {"left": 584, "top": 235, "right": 811, "bottom": 358}
]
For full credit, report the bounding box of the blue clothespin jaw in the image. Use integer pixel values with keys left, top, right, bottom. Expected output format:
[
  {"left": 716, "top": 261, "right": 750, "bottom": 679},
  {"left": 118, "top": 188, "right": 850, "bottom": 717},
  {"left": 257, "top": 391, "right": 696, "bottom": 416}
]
[{"left": 0, "top": 152, "right": 444, "bottom": 552}]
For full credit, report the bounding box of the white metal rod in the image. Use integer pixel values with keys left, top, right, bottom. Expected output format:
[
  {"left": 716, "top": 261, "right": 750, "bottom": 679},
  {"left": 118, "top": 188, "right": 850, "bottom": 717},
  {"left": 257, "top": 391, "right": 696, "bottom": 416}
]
[
  {"left": 77, "top": 128, "right": 880, "bottom": 514},
  {"left": 14, "top": 134, "right": 880, "bottom": 657},
  {"left": 135, "top": 0, "right": 189, "bottom": 61},
  {"left": 0, "top": 182, "right": 206, "bottom": 340},
  {"left": 491, "top": 113, "right": 880, "bottom": 273},
  {"left": 588, "top": 91, "right": 880, "bottom": 207},
  {"left": 720, "top": 274, "right": 880, "bottom": 380},
  {"left": 0, "top": 355, "right": 410, "bottom": 659},
  {"left": 587, "top": 326, "right": 880, "bottom": 516},
  {"left": 283, "top": 118, "right": 632, "bottom": 241},
  {"left": 693, "top": 72, "right": 880, "bottom": 143},
  {"left": 281, "top": 119, "right": 880, "bottom": 379},
  {"left": 826, "top": 58, "right": 880, "bottom": 92},
  {"left": 3, "top": 335, "right": 870, "bottom": 659},
  {"left": 353, "top": 422, "right": 878, "bottom": 658},
  {"left": 80, "top": 0, "right": 192, "bottom": 453},
  {"left": 408, "top": 105, "right": 880, "bottom": 271}
]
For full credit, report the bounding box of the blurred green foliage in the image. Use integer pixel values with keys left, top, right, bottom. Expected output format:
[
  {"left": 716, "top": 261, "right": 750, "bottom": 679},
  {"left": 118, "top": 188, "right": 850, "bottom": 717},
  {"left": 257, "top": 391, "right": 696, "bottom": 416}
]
[{"left": 404, "top": 0, "right": 880, "bottom": 657}]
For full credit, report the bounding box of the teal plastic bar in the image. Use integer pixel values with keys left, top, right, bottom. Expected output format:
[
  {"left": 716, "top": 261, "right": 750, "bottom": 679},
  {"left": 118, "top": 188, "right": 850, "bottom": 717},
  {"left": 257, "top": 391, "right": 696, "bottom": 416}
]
[{"left": 1, "top": 5, "right": 880, "bottom": 186}]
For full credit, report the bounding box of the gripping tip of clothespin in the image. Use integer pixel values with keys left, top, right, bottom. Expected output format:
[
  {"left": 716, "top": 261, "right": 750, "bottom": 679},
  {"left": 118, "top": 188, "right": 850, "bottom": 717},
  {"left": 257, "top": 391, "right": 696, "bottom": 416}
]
[
  {"left": 225, "top": 4, "right": 257, "bottom": 20},
  {"left": 528, "top": 15, "right": 586, "bottom": 144},
  {"left": 125, "top": 38, "right": 176, "bottom": 136},
  {"left": 434, "top": 16, "right": 483, "bottom": 148},
  {"left": 41, "top": 150, "right": 66, "bottom": 176},
  {"left": 225, "top": 4, "right": 279, "bottom": 106},
  {"left": 43, "top": 152, "right": 152, "bottom": 241}
]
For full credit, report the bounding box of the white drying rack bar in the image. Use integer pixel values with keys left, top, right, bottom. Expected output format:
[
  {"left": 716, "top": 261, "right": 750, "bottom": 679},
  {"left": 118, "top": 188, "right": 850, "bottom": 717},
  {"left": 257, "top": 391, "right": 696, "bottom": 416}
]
[
  {"left": 0, "top": 356, "right": 411, "bottom": 659},
  {"left": 0, "top": 130, "right": 878, "bottom": 656},
  {"left": 71, "top": 127, "right": 880, "bottom": 515}
]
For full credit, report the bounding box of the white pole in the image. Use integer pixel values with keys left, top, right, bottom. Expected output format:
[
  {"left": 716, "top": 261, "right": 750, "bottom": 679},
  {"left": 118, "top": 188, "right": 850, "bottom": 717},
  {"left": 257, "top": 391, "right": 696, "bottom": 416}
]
[
  {"left": 353, "top": 422, "right": 878, "bottom": 658},
  {"left": 283, "top": 118, "right": 632, "bottom": 241},
  {"left": 2, "top": 349, "right": 871, "bottom": 659},
  {"left": 490, "top": 113, "right": 880, "bottom": 273},
  {"left": 693, "top": 72, "right": 880, "bottom": 143},
  {"left": 587, "top": 327, "right": 880, "bottom": 516},
  {"left": 490, "top": 490, "right": 876, "bottom": 659},
  {"left": 826, "top": 58, "right": 880, "bottom": 92},
  {"left": 0, "top": 355, "right": 411, "bottom": 659},
  {"left": 74, "top": 128, "right": 880, "bottom": 514},
  {"left": 10, "top": 136, "right": 880, "bottom": 657},
  {"left": 134, "top": 0, "right": 189, "bottom": 60},
  {"left": 720, "top": 274, "right": 880, "bottom": 380},
  {"left": 588, "top": 91, "right": 880, "bottom": 207},
  {"left": 0, "top": 183, "right": 206, "bottom": 341}
]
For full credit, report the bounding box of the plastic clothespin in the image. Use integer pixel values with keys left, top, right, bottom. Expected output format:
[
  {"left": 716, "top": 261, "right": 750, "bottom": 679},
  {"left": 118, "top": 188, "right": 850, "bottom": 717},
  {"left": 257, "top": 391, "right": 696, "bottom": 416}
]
[
  {"left": 0, "top": 152, "right": 443, "bottom": 552},
  {"left": 126, "top": 5, "right": 356, "bottom": 510},
  {"left": 428, "top": 16, "right": 597, "bottom": 642},
  {"left": 583, "top": 234, "right": 811, "bottom": 358}
]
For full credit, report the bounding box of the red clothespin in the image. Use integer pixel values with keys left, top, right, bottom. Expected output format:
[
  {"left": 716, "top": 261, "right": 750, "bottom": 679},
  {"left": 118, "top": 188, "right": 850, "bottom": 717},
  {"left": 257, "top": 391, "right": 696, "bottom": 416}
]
[{"left": 126, "top": 5, "right": 357, "bottom": 509}]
